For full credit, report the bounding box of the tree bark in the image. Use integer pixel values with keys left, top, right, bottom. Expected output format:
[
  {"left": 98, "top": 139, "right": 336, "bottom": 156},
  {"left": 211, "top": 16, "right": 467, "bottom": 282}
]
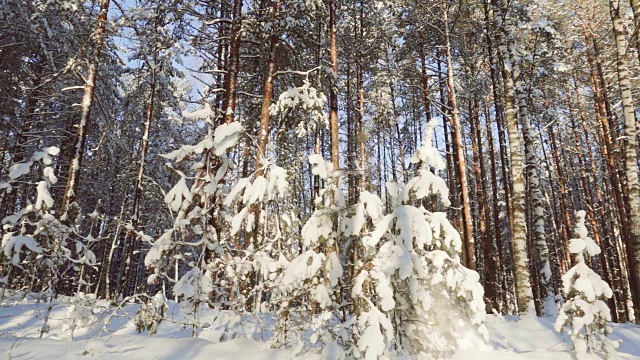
[
  {"left": 610, "top": 0, "right": 640, "bottom": 323},
  {"left": 329, "top": 0, "right": 340, "bottom": 172},
  {"left": 60, "top": 0, "right": 111, "bottom": 221},
  {"left": 493, "top": 0, "right": 534, "bottom": 314},
  {"left": 508, "top": 22, "right": 552, "bottom": 309},
  {"left": 221, "top": 0, "right": 243, "bottom": 125},
  {"left": 255, "top": 5, "right": 279, "bottom": 176},
  {"left": 444, "top": 2, "right": 475, "bottom": 270}
]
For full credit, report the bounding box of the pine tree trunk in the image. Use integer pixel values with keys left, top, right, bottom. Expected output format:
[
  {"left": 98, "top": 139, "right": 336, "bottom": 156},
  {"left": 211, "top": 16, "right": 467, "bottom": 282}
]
[
  {"left": 249, "top": 1, "right": 280, "bottom": 253},
  {"left": 546, "top": 121, "right": 572, "bottom": 275},
  {"left": 255, "top": 10, "right": 278, "bottom": 176},
  {"left": 581, "top": 24, "right": 632, "bottom": 321},
  {"left": 221, "top": 0, "right": 242, "bottom": 125},
  {"left": 437, "top": 57, "right": 460, "bottom": 246},
  {"left": 444, "top": 3, "right": 475, "bottom": 270},
  {"left": 60, "top": 0, "right": 110, "bottom": 221},
  {"left": 313, "top": 20, "right": 323, "bottom": 201},
  {"left": 471, "top": 97, "right": 496, "bottom": 310},
  {"left": 357, "top": 57, "right": 366, "bottom": 193}
]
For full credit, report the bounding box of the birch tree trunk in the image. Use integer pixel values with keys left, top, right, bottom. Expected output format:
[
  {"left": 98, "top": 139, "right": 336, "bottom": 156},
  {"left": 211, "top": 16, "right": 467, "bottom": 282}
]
[
  {"left": 610, "top": 0, "right": 640, "bottom": 323},
  {"left": 506, "top": 24, "right": 552, "bottom": 309},
  {"left": 629, "top": 0, "right": 640, "bottom": 65},
  {"left": 329, "top": 0, "right": 340, "bottom": 172},
  {"left": 493, "top": 0, "right": 534, "bottom": 314},
  {"left": 483, "top": 0, "right": 514, "bottom": 252}
]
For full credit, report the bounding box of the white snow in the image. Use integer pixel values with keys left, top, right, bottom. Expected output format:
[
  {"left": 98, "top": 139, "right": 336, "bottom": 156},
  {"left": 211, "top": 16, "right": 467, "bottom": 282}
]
[
  {"left": 212, "top": 122, "right": 244, "bottom": 156},
  {"left": 308, "top": 154, "right": 334, "bottom": 180},
  {"left": 35, "top": 181, "right": 54, "bottom": 210},
  {"left": 182, "top": 103, "right": 215, "bottom": 119},
  {"left": 1, "top": 234, "right": 42, "bottom": 265},
  {"left": 164, "top": 176, "right": 192, "bottom": 212},
  {"left": 8, "top": 162, "right": 32, "bottom": 179},
  {"left": 0, "top": 296, "right": 637, "bottom": 359}
]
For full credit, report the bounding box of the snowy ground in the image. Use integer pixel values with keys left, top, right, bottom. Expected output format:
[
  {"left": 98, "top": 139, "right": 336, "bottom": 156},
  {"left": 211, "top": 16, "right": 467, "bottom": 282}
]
[{"left": 0, "top": 294, "right": 638, "bottom": 359}]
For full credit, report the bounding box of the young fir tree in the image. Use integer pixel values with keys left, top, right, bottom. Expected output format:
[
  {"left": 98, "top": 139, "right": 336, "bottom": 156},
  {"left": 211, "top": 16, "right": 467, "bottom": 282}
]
[
  {"left": 144, "top": 116, "right": 244, "bottom": 335},
  {"left": 555, "top": 211, "right": 618, "bottom": 359},
  {"left": 282, "top": 121, "right": 487, "bottom": 359},
  {"left": 335, "top": 119, "right": 488, "bottom": 359},
  {"left": 1, "top": 147, "right": 61, "bottom": 302},
  {"left": 0, "top": 146, "right": 98, "bottom": 337}
]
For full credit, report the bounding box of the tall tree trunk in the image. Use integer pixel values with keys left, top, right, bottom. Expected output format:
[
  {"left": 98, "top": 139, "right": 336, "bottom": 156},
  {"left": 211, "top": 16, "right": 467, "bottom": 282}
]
[
  {"left": 60, "top": 0, "right": 111, "bottom": 221},
  {"left": 221, "top": 0, "right": 243, "bottom": 125},
  {"left": 122, "top": 61, "right": 158, "bottom": 296},
  {"left": 493, "top": 0, "right": 534, "bottom": 314},
  {"left": 508, "top": 26, "right": 551, "bottom": 310},
  {"left": 582, "top": 24, "right": 632, "bottom": 321},
  {"left": 255, "top": 6, "right": 279, "bottom": 177},
  {"left": 437, "top": 57, "right": 460, "bottom": 239},
  {"left": 357, "top": 55, "right": 366, "bottom": 193},
  {"left": 610, "top": 0, "right": 640, "bottom": 323},
  {"left": 485, "top": 101, "right": 506, "bottom": 313},
  {"left": 329, "top": 0, "right": 340, "bottom": 172},
  {"left": 443, "top": 3, "right": 475, "bottom": 270},
  {"left": 483, "top": 0, "right": 514, "bottom": 261},
  {"left": 472, "top": 97, "right": 497, "bottom": 310},
  {"left": 250, "top": 0, "right": 280, "bottom": 252}
]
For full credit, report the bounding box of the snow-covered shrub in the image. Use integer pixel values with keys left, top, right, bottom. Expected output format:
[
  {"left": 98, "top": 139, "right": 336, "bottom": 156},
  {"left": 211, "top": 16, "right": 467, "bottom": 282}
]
[
  {"left": 66, "top": 292, "right": 99, "bottom": 338},
  {"left": 259, "top": 119, "right": 487, "bottom": 358},
  {"left": 555, "top": 211, "right": 618, "bottom": 359},
  {"left": 220, "top": 158, "right": 293, "bottom": 313},
  {"left": 135, "top": 292, "right": 168, "bottom": 336}
]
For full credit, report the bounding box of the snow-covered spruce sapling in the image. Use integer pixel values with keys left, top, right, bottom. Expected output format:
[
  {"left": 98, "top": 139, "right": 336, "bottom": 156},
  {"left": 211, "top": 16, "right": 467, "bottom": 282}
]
[
  {"left": 253, "top": 154, "right": 345, "bottom": 348},
  {"left": 0, "top": 147, "right": 58, "bottom": 303},
  {"left": 348, "top": 119, "right": 488, "bottom": 359},
  {"left": 221, "top": 157, "right": 290, "bottom": 313},
  {"left": 555, "top": 211, "right": 618, "bottom": 359},
  {"left": 145, "top": 121, "right": 245, "bottom": 336},
  {"left": 0, "top": 146, "right": 98, "bottom": 336}
]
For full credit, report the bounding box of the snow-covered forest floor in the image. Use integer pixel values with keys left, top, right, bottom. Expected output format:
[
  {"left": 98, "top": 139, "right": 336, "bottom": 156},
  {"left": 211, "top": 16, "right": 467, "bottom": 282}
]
[{"left": 0, "top": 293, "right": 638, "bottom": 359}]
